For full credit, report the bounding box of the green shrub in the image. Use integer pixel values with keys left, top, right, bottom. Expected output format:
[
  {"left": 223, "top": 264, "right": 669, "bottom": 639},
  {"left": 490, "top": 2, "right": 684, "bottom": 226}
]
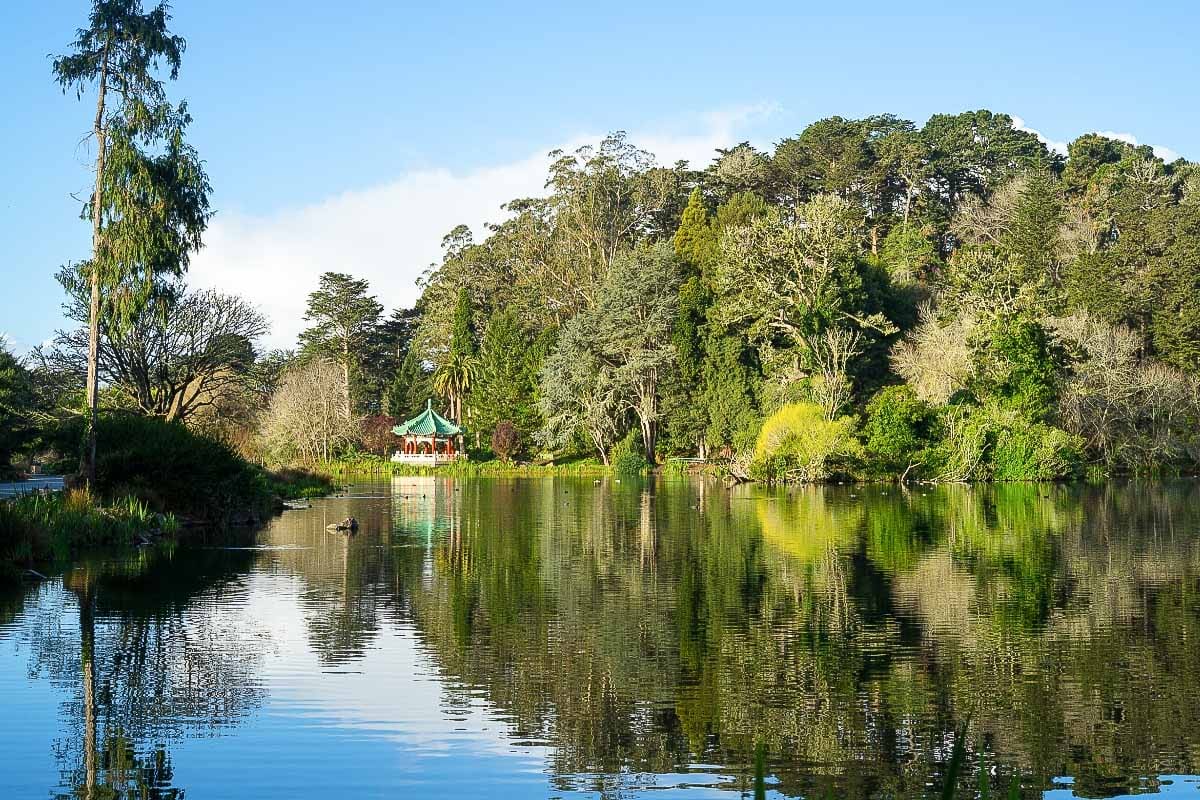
[
  {"left": 610, "top": 429, "right": 649, "bottom": 478},
  {"left": 992, "top": 422, "right": 1083, "bottom": 480},
  {"left": 752, "top": 402, "right": 863, "bottom": 483},
  {"left": 56, "top": 413, "right": 275, "bottom": 523},
  {"left": 971, "top": 315, "right": 1066, "bottom": 421},
  {"left": 862, "top": 385, "right": 935, "bottom": 479},
  {"left": 928, "top": 403, "right": 1083, "bottom": 481},
  {"left": 926, "top": 404, "right": 993, "bottom": 482}
]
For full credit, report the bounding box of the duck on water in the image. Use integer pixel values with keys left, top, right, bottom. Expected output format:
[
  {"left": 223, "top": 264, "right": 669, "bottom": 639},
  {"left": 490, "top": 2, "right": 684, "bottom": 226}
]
[{"left": 326, "top": 517, "right": 358, "bottom": 533}]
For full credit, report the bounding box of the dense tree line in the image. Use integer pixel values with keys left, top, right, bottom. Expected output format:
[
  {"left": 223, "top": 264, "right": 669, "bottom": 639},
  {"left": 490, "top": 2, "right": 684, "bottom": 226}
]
[
  {"left": 14, "top": 86, "right": 1200, "bottom": 479},
  {"left": 360, "top": 113, "right": 1199, "bottom": 479}
]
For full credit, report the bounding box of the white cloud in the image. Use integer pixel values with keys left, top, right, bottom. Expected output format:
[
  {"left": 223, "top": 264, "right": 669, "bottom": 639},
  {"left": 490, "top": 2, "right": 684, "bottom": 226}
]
[
  {"left": 1011, "top": 116, "right": 1069, "bottom": 156},
  {"left": 1094, "top": 130, "right": 1181, "bottom": 163},
  {"left": 1011, "top": 116, "right": 1182, "bottom": 163},
  {"left": 189, "top": 105, "right": 778, "bottom": 349}
]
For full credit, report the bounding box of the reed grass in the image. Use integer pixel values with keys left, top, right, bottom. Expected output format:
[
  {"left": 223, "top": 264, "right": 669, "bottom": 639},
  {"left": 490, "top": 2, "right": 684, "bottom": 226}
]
[{"left": 1, "top": 488, "right": 177, "bottom": 580}]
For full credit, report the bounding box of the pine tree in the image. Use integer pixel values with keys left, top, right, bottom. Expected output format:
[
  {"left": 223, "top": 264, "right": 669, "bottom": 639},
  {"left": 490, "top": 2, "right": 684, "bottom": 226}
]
[
  {"left": 1004, "top": 171, "right": 1065, "bottom": 288},
  {"left": 450, "top": 287, "right": 477, "bottom": 358},
  {"left": 672, "top": 188, "right": 717, "bottom": 277},
  {"left": 298, "top": 272, "right": 383, "bottom": 416},
  {"left": 385, "top": 348, "right": 431, "bottom": 419},
  {"left": 473, "top": 310, "right": 546, "bottom": 455}
]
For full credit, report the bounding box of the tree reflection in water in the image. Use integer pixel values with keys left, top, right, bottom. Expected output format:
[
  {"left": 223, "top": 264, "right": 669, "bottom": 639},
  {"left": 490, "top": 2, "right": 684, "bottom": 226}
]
[
  {"left": 4, "top": 478, "right": 1200, "bottom": 798},
  {"left": 387, "top": 479, "right": 1200, "bottom": 799},
  {"left": 18, "top": 543, "right": 265, "bottom": 799}
]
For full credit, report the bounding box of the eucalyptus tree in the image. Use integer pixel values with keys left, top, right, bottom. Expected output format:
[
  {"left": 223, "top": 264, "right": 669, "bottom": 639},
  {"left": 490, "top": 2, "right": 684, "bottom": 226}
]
[
  {"left": 54, "top": 0, "right": 210, "bottom": 483},
  {"left": 298, "top": 272, "right": 383, "bottom": 416},
  {"left": 714, "top": 195, "right": 896, "bottom": 417},
  {"left": 409, "top": 228, "right": 503, "bottom": 363},
  {"left": 498, "top": 133, "right": 681, "bottom": 324}
]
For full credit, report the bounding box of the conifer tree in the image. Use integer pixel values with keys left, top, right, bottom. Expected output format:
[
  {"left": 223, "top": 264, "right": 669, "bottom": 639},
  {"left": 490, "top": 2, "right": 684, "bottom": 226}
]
[
  {"left": 450, "top": 288, "right": 477, "bottom": 358},
  {"left": 54, "top": 0, "right": 210, "bottom": 482},
  {"left": 672, "top": 188, "right": 717, "bottom": 277},
  {"left": 298, "top": 272, "right": 382, "bottom": 416}
]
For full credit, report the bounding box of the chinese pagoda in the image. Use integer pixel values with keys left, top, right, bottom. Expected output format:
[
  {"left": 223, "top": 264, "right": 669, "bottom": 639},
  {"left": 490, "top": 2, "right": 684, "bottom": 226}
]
[{"left": 390, "top": 400, "right": 466, "bottom": 465}]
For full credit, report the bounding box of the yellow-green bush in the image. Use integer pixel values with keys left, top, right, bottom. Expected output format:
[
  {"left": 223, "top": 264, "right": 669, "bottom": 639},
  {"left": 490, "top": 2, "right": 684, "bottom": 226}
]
[{"left": 751, "top": 402, "right": 863, "bottom": 483}]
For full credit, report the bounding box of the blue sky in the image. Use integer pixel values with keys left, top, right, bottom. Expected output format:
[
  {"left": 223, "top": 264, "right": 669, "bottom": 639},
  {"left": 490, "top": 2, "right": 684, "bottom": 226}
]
[{"left": 2, "top": 0, "right": 1197, "bottom": 351}]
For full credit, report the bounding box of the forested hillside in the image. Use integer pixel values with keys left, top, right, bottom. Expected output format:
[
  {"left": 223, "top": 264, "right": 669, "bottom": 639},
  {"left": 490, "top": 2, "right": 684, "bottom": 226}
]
[
  {"left": 24, "top": 109, "right": 1200, "bottom": 482},
  {"left": 394, "top": 110, "right": 1200, "bottom": 480}
]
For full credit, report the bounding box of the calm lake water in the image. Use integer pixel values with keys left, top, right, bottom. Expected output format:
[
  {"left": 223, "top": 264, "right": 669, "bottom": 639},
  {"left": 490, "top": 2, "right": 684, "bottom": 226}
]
[{"left": 3, "top": 477, "right": 1200, "bottom": 799}]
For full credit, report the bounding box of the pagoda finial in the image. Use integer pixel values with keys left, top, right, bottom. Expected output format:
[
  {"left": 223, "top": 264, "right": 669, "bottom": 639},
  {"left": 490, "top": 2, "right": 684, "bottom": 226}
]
[{"left": 426, "top": 398, "right": 432, "bottom": 410}]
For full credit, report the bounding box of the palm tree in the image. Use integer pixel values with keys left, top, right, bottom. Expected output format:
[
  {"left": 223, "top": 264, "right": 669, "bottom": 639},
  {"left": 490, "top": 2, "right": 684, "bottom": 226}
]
[{"left": 433, "top": 352, "right": 477, "bottom": 422}]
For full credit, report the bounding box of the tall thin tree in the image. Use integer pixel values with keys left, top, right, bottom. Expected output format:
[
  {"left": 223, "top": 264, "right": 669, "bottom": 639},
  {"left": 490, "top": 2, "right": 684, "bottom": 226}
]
[{"left": 54, "top": 0, "right": 210, "bottom": 482}]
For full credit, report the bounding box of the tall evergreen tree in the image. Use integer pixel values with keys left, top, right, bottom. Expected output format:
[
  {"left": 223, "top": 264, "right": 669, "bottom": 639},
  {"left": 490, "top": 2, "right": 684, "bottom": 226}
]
[
  {"left": 386, "top": 348, "right": 432, "bottom": 419},
  {"left": 298, "top": 273, "right": 383, "bottom": 416},
  {"left": 662, "top": 189, "right": 717, "bottom": 455},
  {"left": 1004, "top": 171, "right": 1066, "bottom": 290},
  {"left": 672, "top": 188, "right": 718, "bottom": 277},
  {"left": 54, "top": 0, "right": 210, "bottom": 483},
  {"left": 362, "top": 307, "right": 420, "bottom": 413},
  {"left": 701, "top": 334, "right": 759, "bottom": 455},
  {"left": 0, "top": 343, "right": 36, "bottom": 477},
  {"left": 472, "top": 310, "right": 548, "bottom": 455},
  {"left": 450, "top": 287, "right": 477, "bottom": 358}
]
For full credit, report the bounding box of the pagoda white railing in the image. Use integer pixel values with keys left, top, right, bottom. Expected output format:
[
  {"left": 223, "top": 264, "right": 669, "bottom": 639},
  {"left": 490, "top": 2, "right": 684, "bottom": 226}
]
[{"left": 391, "top": 452, "right": 464, "bottom": 466}]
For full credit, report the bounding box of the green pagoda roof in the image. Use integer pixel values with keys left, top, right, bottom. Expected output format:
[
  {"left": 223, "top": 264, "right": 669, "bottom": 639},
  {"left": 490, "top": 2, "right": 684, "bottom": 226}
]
[{"left": 392, "top": 400, "right": 462, "bottom": 436}]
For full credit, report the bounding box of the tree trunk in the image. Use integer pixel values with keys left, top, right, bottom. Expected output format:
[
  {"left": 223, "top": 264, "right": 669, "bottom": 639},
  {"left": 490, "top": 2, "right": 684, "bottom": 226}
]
[
  {"left": 641, "top": 416, "right": 656, "bottom": 463},
  {"left": 82, "top": 49, "right": 110, "bottom": 486},
  {"left": 341, "top": 339, "right": 352, "bottom": 419},
  {"left": 592, "top": 430, "right": 609, "bottom": 466},
  {"left": 78, "top": 587, "right": 97, "bottom": 799}
]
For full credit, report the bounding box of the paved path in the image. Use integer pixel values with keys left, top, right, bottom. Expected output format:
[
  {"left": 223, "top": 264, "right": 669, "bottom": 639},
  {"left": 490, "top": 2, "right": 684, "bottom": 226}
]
[{"left": 0, "top": 476, "right": 65, "bottom": 499}]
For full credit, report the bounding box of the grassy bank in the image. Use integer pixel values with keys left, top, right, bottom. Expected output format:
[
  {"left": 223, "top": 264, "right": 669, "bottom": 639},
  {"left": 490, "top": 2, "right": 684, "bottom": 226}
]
[
  {"left": 322, "top": 454, "right": 610, "bottom": 479},
  {"left": 0, "top": 488, "right": 177, "bottom": 583},
  {"left": 266, "top": 467, "right": 337, "bottom": 499}
]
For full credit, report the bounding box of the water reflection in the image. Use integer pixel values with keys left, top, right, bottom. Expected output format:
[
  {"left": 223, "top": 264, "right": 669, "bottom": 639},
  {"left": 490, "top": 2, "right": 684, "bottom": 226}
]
[
  {"left": 9, "top": 543, "right": 265, "bottom": 798},
  {"left": 1, "top": 478, "right": 1199, "bottom": 798}
]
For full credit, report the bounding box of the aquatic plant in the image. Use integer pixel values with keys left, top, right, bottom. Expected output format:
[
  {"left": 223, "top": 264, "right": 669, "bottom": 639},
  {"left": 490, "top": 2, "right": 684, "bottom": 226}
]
[{"left": 0, "top": 488, "right": 177, "bottom": 579}]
